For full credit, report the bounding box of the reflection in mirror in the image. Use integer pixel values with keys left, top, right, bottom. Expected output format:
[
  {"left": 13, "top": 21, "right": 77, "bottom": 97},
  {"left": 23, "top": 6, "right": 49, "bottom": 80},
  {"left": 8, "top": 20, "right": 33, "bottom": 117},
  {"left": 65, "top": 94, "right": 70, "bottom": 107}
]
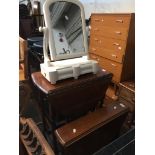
[{"left": 49, "top": 2, "right": 85, "bottom": 56}]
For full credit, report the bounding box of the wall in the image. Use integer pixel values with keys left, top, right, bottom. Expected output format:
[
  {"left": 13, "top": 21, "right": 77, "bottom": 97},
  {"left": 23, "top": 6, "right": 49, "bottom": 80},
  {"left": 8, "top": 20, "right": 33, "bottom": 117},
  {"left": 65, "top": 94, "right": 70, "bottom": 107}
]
[
  {"left": 80, "top": 0, "right": 135, "bottom": 19},
  {"left": 19, "top": 0, "right": 135, "bottom": 19}
]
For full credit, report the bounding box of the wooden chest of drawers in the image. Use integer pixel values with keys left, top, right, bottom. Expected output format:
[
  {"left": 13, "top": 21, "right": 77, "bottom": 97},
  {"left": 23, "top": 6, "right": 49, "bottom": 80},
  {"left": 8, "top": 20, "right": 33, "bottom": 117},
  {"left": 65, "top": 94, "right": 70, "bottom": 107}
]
[{"left": 89, "top": 13, "right": 135, "bottom": 84}]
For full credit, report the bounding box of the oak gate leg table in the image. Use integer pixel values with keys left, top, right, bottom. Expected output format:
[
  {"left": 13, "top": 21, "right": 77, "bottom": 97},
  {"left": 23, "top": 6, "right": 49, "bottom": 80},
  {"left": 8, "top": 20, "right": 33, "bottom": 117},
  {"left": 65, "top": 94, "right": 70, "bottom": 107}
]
[{"left": 31, "top": 70, "right": 113, "bottom": 152}]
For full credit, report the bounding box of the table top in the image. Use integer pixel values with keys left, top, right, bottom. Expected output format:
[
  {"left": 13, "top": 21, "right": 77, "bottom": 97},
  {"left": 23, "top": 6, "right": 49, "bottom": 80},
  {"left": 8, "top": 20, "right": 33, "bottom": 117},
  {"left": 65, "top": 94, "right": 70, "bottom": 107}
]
[
  {"left": 55, "top": 101, "right": 129, "bottom": 146},
  {"left": 31, "top": 70, "right": 112, "bottom": 95}
]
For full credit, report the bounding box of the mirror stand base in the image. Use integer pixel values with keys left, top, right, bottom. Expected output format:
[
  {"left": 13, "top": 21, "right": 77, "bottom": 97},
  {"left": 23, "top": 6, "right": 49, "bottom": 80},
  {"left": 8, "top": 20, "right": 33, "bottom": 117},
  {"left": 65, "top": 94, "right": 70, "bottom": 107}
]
[{"left": 40, "top": 58, "right": 99, "bottom": 84}]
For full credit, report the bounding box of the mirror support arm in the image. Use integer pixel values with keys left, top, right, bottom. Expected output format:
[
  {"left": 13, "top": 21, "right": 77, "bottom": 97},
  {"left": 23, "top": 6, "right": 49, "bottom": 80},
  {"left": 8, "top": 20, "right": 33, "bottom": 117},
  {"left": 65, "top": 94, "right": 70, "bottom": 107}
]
[{"left": 39, "top": 26, "right": 50, "bottom": 66}]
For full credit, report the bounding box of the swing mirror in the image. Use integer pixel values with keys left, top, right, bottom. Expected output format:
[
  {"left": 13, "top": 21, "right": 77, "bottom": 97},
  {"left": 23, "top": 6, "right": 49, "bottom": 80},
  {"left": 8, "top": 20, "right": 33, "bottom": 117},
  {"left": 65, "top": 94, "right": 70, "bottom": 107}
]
[{"left": 43, "top": 0, "right": 88, "bottom": 61}]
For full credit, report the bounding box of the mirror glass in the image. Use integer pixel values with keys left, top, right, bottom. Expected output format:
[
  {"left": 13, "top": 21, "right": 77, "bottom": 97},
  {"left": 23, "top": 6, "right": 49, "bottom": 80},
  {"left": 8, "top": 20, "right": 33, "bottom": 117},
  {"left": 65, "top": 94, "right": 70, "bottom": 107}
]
[{"left": 49, "top": 1, "right": 85, "bottom": 57}]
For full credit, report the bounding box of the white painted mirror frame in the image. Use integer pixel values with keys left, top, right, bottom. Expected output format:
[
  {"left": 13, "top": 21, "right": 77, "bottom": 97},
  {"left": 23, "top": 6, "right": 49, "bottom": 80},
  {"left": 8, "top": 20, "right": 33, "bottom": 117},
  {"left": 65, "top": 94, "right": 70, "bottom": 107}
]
[{"left": 43, "top": 0, "right": 88, "bottom": 61}]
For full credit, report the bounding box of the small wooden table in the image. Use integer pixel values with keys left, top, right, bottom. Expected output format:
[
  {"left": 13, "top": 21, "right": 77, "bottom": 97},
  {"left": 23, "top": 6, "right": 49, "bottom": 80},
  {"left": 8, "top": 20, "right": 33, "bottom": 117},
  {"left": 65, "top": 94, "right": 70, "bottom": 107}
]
[
  {"left": 31, "top": 70, "right": 112, "bottom": 151},
  {"left": 55, "top": 102, "right": 129, "bottom": 155},
  {"left": 31, "top": 70, "right": 113, "bottom": 120}
]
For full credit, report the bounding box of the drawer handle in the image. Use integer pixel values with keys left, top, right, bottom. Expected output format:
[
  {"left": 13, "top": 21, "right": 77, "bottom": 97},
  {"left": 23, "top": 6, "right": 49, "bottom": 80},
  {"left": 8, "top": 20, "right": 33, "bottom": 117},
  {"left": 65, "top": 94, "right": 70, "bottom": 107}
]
[
  {"left": 115, "top": 31, "right": 121, "bottom": 35},
  {"left": 92, "top": 48, "right": 96, "bottom": 51},
  {"left": 94, "top": 19, "right": 100, "bottom": 21},
  {"left": 118, "top": 46, "right": 122, "bottom": 50},
  {"left": 94, "top": 28, "right": 99, "bottom": 31},
  {"left": 101, "top": 19, "right": 104, "bottom": 22},
  {"left": 113, "top": 42, "right": 119, "bottom": 46},
  {"left": 111, "top": 54, "right": 117, "bottom": 58},
  {"left": 111, "top": 63, "right": 117, "bottom": 67},
  {"left": 94, "top": 38, "right": 99, "bottom": 41},
  {"left": 116, "top": 19, "right": 123, "bottom": 23}
]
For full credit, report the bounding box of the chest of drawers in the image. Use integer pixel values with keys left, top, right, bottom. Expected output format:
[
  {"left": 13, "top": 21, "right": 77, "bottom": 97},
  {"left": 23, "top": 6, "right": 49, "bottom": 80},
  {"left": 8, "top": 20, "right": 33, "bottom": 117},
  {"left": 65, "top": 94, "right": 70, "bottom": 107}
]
[{"left": 89, "top": 13, "right": 135, "bottom": 84}]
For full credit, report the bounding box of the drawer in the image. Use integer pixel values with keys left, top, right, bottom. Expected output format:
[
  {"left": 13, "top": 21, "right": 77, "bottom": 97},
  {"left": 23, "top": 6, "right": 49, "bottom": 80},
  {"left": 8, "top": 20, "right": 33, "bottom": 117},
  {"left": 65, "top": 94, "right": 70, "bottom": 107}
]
[
  {"left": 91, "top": 14, "right": 131, "bottom": 28},
  {"left": 90, "top": 35, "right": 126, "bottom": 52},
  {"left": 90, "top": 25, "right": 128, "bottom": 41},
  {"left": 89, "top": 36, "right": 126, "bottom": 63},
  {"left": 89, "top": 53, "right": 122, "bottom": 83},
  {"left": 89, "top": 46, "right": 124, "bottom": 63}
]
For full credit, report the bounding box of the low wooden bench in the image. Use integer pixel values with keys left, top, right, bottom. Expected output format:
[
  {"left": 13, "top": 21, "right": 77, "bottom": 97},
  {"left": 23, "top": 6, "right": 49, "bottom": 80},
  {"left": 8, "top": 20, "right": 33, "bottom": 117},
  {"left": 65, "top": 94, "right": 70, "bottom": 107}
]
[{"left": 55, "top": 102, "right": 129, "bottom": 155}]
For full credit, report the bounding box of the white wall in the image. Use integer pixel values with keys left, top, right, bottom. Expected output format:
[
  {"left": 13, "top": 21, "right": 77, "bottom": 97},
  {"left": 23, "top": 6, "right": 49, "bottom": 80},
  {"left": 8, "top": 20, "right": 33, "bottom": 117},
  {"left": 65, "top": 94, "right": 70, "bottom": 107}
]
[
  {"left": 80, "top": 0, "right": 135, "bottom": 19},
  {"left": 20, "top": 0, "right": 135, "bottom": 18}
]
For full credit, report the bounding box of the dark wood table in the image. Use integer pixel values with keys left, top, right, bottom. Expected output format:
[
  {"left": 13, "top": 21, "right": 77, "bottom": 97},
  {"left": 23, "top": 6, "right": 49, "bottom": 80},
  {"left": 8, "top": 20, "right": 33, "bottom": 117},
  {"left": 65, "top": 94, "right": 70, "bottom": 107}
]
[
  {"left": 31, "top": 70, "right": 113, "bottom": 151},
  {"left": 31, "top": 70, "right": 112, "bottom": 121},
  {"left": 55, "top": 102, "right": 129, "bottom": 155},
  {"left": 31, "top": 70, "right": 111, "bottom": 93}
]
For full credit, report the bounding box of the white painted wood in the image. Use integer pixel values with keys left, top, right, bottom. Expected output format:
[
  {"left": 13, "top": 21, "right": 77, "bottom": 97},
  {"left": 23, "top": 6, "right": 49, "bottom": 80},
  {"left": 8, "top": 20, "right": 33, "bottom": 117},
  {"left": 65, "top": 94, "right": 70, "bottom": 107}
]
[{"left": 40, "top": 0, "right": 99, "bottom": 84}]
